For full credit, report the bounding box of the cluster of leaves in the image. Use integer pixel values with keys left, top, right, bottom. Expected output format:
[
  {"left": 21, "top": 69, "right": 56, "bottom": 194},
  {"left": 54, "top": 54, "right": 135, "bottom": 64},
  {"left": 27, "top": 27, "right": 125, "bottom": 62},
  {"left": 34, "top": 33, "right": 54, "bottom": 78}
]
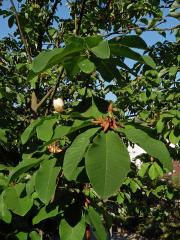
[{"left": 0, "top": 0, "right": 179, "bottom": 239}]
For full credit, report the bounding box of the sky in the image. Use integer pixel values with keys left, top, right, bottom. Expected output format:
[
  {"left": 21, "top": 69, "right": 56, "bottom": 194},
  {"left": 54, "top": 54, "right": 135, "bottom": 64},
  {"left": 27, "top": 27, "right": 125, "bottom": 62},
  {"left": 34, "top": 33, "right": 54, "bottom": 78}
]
[{"left": 0, "top": 0, "right": 179, "bottom": 43}]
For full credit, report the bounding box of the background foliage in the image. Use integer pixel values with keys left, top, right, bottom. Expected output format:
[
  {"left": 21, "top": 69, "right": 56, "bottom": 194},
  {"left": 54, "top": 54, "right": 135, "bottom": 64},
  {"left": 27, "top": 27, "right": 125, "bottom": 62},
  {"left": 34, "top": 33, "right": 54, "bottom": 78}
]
[{"left": 0, "top": 0, "right": 179, "bottom": 239}]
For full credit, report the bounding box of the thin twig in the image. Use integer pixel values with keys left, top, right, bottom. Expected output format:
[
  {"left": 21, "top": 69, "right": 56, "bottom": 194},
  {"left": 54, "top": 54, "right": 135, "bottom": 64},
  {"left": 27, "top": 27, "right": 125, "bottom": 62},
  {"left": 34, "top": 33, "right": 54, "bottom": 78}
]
[
  {"left": 105, "top": 24, "right": 180, "bottom": 38},
  {"left": 37, "top": 0, "right": 60, "bottom": 52},
  {"left": 76, "top": 0, "right": 86, "bottom": 35},
  {"left": 45, "top": 68, "right": 65, "bottom": 115},
  {"left": 10, "top": 0, "right": 32, "bottom": 63}
]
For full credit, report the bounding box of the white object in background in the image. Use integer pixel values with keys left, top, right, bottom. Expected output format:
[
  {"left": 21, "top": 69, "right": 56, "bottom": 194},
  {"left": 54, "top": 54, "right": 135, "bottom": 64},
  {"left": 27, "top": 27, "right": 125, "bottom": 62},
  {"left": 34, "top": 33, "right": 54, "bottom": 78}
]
[
  {"left": 128, "top": 144, "right": 146, "bottom": 169},
  {"left": 53, "top": 98, "right": 64, "bottom": 113}
]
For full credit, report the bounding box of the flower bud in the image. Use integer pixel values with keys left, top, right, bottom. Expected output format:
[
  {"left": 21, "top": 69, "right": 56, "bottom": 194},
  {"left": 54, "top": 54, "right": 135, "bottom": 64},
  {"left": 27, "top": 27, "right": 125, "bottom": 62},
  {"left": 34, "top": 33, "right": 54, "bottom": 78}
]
[{"left": 53, "top": 98, "right": 64, "bottom": 113}]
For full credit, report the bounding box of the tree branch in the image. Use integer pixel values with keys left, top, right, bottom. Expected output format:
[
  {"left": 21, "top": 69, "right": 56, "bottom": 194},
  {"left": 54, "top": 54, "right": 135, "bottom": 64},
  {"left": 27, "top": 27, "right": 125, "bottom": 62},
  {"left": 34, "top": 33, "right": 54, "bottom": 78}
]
[
  {"left": 10, "top": 0, "right": 32, "bottom": 63},
  {"left": 105, "top": 24, "right": 180, "bottom": 38},
  {"left": 76, "top": 0, "right": 86, "bottom": 35},
  {"left": 45, "top": 68, "right": 65, "bottom": 116},
  {"left": 37, "top": 0, "right": 60, "bottom": 52},
  {"left": 31, "top": 88, "right": 54, "bottom": 113}
]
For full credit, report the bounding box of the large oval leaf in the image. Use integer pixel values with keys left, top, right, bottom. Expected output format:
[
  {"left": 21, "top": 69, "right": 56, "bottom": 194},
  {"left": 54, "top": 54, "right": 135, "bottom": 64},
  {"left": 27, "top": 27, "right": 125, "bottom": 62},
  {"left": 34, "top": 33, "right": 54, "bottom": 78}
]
[
  {"left": 86, "top": 131, "right": 130, "bottom": 199},
  {"left": 63, "top": 128, "right": 99, "bottom": 180},
  {"left": 123, "top": 127, "right": 172, "bottom": 171},
  {"left": 35, "top": 159, "right": 61, "bottom": 204}
]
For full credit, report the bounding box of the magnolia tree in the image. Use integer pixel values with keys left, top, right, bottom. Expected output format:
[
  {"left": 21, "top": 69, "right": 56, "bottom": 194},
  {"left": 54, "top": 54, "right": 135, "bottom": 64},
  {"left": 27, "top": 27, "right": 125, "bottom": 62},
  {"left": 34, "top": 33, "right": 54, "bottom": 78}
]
[{"left": 0, "top": 0, "right": 179, "bottom": 239}]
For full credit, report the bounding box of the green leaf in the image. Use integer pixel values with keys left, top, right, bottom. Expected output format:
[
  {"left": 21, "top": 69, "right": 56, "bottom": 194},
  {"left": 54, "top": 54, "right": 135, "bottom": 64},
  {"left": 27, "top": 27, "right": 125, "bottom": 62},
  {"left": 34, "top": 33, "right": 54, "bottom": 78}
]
[
  {"left": 59, "top": 217, "right": 85, "bottom": 240},
  {"left": 86, "top": 131, "right": 130, "bottom": 198},
  {"left": 52, "top": 125, "right": 70, "bottom": 140},
  {"left": 138, "top": 162, "right": 151, "bottom": 177},
  {"left": 142, "top": 55, "right": 156, "bottom": 69},
  {"left": 110, "top": 45, "right": 142, "bottom": 61},
  {"left": 29, "top": 231, "right": 42, "bottom": 240},
  {"left": 123, "top": 127, "right": 172, "bottom": 171},
  {"left": 35, "top": 159, "right": 61, "bottom": 204},
  {"left": 21, "top": 119, "right": 42, "bottom": 144},
  {"left": 117, "top": 192, "right": 125, "bottom": 204},
  {"left": 90, "top": 40, "right": 110, "bottom": 59},
  {"left": 63, "top": 128, "right": 99, "bottom": 180},
  {"left": 75, "top": 96, "right": 109, "bottom": 119},
  {"left": 87, "top": 206, "right": 107, "bottom": 240},
  {"left": 0, "top": 193, "right": 12, "bottom": 223},
  {"left": 109, "top": 35, "right": 147, "bottom": 49},
  {"left": 0, "top": 128, "right": 7, "bottom": 143},
  {"left": 148, "top": 162, "right": 163, "bottom": 180},
  {"left": 33, "top": 205, "right": 59, "bottom": 224},
  {"left": 32, "top": 39, "right": 85, "bottom": 73},
  {"left": 9, "top": 157, "right": 43, "bottom": 182},
  {"left": 36, "top": 118, "right": 57, "bottom": 141},
  {"left": 4, "top": 183, "right": 33, "bottom": 216},
  {"left": 16, "top": 232, "right": 28, "bottom": 240},
  {"left": 85, "top": 35, "right": 103, "bottom": 48},
  {"left": 169, "top": 130, "right": 179, "bottom": 145},
  {"left": 156, "top": 119, "right": 164, "bottom": 133},
  {"left": 78, "top": 58, "right": 95, "bottom": 74}
]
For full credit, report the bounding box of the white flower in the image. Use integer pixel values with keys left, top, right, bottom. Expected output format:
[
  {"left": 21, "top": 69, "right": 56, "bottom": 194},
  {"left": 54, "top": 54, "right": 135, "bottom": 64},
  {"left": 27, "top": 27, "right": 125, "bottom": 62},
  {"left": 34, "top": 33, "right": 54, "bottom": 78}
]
[{"left": 53, "top": 98, "right": 64, "bottom": 113}]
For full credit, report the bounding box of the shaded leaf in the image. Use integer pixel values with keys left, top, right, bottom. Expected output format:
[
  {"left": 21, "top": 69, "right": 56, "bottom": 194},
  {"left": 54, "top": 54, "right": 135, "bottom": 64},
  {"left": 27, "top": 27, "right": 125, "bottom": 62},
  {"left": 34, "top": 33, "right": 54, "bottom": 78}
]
[
  {"left": 109, "top": 35, "right": 147, "bottom": 49},
  {"left": 33, "top": 205, "right": 60, "bottom": 224},
  {"left": 63, "top": 128, "right": 99, "bottom": 180},
  {"left": 87, "top": 206, "right": 107, "bottom": 240}
]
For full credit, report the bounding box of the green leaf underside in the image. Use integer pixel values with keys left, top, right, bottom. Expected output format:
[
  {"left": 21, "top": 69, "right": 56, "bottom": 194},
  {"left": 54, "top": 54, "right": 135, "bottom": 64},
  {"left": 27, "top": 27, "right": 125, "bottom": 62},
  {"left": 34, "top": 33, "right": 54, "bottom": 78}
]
[
  {"left": 36, "top": 118, "right": 57, "bottom": 141},
  {"left": 35, "top": 159, "right": 61, "bottom": 204},
  {"left": 88, "top": 206, "right": 107, "bottom": 240},
  {"left": 91, "top": 40, "right": 110, "bottom": 59},
  {"left": 59, "top": 217, "right": 85, "bottom": 240},
  {"left": 86, "top": 131, "right": 130, "bottom": 199},
  {"left": 63, "top": 128, "right": 99, "bottom": 180},
  {"left": 78, "top": 58, "right": 95, "bottom": 73},
  {"left": 123, "top": 127, "right": 172, "bottom": 171}
]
